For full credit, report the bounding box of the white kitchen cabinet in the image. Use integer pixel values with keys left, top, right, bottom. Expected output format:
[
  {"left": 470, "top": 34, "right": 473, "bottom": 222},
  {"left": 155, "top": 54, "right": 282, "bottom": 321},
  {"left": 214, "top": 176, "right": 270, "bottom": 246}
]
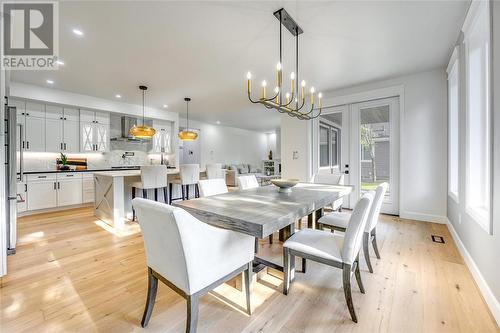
[
  {"left": 45, "top": 104, "right": 63, "bottom": 119},
  {"left": 80, "top": 121, "right": 109, "bottom": 152},
  {"left": 63, "top": 120, "right": 79, "bottom": 152},
  {"left": 63, "top": 107, "right": 79, "bottom": 122},
  {"left": 27, "top": 174, "right": 57, "bottom": 211},
  {"left": 57, "top": 174, "right": 82, "bottom": 207},
  {"left": 25, "top": 115, "right": 45, "bottom": 152},
  {"left": 45, "top": 118, "right": 64, "bottom": 152},
  {"left": 80, "top": 109, "right": 109, "bottom": 124},
  {"left": 25, "top": 102, "right": 45, "bottom": 118},
  {"left": 151, "top": 120, "right": 172, "bottom": 153}
]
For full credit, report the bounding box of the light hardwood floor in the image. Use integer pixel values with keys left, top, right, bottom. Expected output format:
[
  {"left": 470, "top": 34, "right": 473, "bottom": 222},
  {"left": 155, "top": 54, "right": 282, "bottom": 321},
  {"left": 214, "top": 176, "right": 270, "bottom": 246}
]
[{"left": 1, "top": 207, "right": 498, "bottom": 333}]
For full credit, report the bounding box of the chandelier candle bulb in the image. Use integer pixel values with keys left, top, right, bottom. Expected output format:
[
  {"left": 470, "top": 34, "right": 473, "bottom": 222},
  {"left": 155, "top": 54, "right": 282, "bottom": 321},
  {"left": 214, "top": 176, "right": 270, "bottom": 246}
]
[
  {"left": 301, "top": 80, "right": 306, "bottom": 100},
  {"left": 286, "top": 92, "right": 290, "bottom": 104},
  {"left": 247, "top": 72, "right": 252, "bottom": 93},
  {"left": 310, "top": 87, "right": 315, "bottom": 104},
  {"left": 261, "top": 80, "right": 267, "bottom": 99},
  {"left": 318, "top": 92, "right": 323, "bottom": 107},
  {"left": 275, "top": 87, "right": 280, "bottom": 103},
  {"left": 290, "top": 72, "right": 295, "bottom": 93},
  {"left": 276, "top": 62, "right": 282, "bottom": 87}
]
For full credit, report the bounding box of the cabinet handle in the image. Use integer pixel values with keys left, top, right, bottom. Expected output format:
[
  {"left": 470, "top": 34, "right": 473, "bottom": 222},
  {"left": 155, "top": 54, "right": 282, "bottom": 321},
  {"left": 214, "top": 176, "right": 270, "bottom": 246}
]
[
  {"left": 26, "top": 113, "right": 30, "bottom": 116},
  {"left": 64, "top": 143, "right": 67, "bottom": 150},
  {"left": 60, "top": 117, "right": 63, "bottom": 120},
  {"left": 25, "top": 184, "right": 27, "bottom": 192},
  {"left": 38, "top": 175, "right": 47, "bottom": 178},
  {"left": 60, "top": 142, "right": 63, "bottom": 150},
  {"left": 26, "top": 141, "right": 30, "bottom": 150},
  {"left": 64, "top": 117, "right": 67, "bottom": 120},
  {"left": 57, "top": 182, "right": 60, "bottom": 189},
  {"left": 53, "top": 182, "right": 56, "bottom": 190},
  {"left": 22, "top": 141, "right": 25, "bottom": 149}
]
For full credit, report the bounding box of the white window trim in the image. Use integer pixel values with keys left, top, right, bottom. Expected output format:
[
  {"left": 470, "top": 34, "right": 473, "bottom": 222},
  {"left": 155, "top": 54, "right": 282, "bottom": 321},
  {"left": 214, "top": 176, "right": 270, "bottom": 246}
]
[
  {"left": 462, "top": 0, "right": 492, "bottom": 234},
  {"left": 447, "top": 46, "right": 460, "bottom": 204}
]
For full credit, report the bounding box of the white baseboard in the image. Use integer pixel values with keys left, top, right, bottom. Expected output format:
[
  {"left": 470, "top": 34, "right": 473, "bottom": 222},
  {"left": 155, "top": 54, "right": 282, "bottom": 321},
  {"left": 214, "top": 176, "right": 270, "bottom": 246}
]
[
  {"left": 399, "top": 210, "right": 447, "bottom": 224},
  {"left": 447, "top": 218, "right": 500, "bottom": 327}
]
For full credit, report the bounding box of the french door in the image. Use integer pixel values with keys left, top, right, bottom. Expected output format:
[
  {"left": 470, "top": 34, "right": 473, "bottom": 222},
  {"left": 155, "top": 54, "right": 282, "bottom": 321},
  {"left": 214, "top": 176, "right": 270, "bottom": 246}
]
[
  {"left": 350, "top": 97, "right": 399, "bottom": 214},
  {"left": 314, "top": 97, "right": 399, "bottom": 215}
]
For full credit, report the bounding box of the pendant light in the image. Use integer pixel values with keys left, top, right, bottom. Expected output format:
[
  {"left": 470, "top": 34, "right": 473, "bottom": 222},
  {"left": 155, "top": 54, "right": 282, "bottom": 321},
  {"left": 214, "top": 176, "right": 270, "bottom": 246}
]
[
  {"left": 178, "top": 97, "right": 198, "bottom": 141},
  {"left": 129, "top": 85, "right": 156, "bottom": 139}
]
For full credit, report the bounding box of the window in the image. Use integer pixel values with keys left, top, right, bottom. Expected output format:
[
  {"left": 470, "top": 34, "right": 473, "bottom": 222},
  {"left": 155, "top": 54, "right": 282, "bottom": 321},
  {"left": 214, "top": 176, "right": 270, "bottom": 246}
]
[
  {"left": 319, "top": 121, "right": 341, "bottom": 170},
  {"left": 463, "top": 0, "right": 491, "bottom": 232},
  {"left": 447, "top": 48, "right": 459, "bottom": 202}
]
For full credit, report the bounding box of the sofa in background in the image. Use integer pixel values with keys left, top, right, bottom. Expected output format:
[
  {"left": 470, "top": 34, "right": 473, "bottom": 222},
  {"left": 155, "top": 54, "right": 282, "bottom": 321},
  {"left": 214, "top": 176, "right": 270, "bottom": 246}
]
[{"left": 223, "top": 163, "right": 262, "bottom": 187}]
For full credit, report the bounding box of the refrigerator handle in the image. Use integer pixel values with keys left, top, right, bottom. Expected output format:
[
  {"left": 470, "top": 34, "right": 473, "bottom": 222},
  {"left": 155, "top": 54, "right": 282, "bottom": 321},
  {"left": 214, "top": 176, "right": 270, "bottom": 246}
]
[{"left": 18, "top": 124, "right": 24, "bottom": 181}]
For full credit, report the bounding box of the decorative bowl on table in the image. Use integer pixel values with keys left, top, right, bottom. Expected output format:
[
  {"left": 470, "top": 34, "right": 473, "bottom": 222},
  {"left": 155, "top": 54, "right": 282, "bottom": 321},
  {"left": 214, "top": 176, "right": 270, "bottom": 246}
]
[{"left": 271, "top": 179, "right": 300, "bottom": 193}]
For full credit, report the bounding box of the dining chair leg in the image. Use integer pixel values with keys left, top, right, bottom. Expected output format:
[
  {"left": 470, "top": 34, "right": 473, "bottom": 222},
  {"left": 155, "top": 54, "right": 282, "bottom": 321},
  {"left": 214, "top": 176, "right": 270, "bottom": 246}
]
[
  {"left": 363, "top": 232, "right": 374, "bottom": 273},
  {"left": 283, "top": 248, "right": 291, "bottom": 295},
  {"left": 143, "top": 188, "right": 147, "bottom": 199},
  {"left": 354, "top": 256, "right": 365, "bottom": 293},
  {"left": 181, "top": 185, "right": 186, "bottom": 201},
  {"left": 268, "top": 234, "right": 273, "bottom": 244},
  {"left": 169, "top": 183, "right": 173, "bottom": 205},
  {"left": 371, "top": 228, "right": 381, "bottom": 259},
  {"left": 244, "top": 262, "right": 252, "bottom": 315},
  {"left": 163, "top": 187, "right": 168, "bottom": 204},
  {"left": 342, "top": 264, "right": 357, "bottom": 323},
  {"left": 154, "top": 188, "right": 158, "bottom": 202},
  {"left": 254, "top": 238, "right": 259, "bottom": 254},
  {"left": 186, "top": 294, "right": 199, "bottom": 333},
  {"left": 141, "top": 267, "right": 158, "bottom": 328},
  {"left": 132, "top": 187, "right": 136, "bottom": 221}
]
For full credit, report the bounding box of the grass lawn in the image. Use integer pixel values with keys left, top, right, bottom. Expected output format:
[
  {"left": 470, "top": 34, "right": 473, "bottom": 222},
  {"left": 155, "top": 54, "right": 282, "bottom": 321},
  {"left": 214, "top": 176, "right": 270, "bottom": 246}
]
[{"left": 361, "top": 180, "right": 388, "bottom": 191}]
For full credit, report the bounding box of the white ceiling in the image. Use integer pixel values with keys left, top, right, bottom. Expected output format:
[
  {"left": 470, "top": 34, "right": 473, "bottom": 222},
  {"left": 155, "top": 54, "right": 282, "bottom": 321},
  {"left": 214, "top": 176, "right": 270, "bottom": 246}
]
[{"left": 11, "top": 1, "right": 469, "bottom": 131}]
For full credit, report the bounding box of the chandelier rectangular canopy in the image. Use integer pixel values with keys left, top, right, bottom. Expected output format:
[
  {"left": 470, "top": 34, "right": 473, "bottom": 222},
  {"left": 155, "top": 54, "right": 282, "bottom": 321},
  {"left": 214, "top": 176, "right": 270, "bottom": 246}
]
[{"left": 246, "top": 8, "right": 323, "bottom": 120}]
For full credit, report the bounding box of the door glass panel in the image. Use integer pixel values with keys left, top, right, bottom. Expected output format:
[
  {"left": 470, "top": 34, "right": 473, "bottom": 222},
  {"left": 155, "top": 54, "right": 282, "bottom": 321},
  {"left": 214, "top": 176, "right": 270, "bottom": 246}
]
[
  {"left": 360, "top": 105, "right": 390, "bottom": 195},
  {"left": 319, "top": 126, "right": 330, "bottom": 167},
  {"left": 331, "top": 129, "right": 338, "bottom": 167}
]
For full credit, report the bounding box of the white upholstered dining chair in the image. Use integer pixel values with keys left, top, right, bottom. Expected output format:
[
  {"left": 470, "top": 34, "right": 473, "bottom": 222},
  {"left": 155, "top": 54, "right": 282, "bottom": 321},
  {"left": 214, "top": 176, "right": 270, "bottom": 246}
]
[
  {"left": 311, "top": 172, "right": 345, "bottom": 211},
  {"left": 237, "top": 175, "right": 259, "bottom": 190},
  {"left": 198, "top": 178, "right": 228, "bottom": 197},
  {"left": 318, "top": 182, "right": 388, "bottom": 273},
  {"left": 205, "top": 163, "right": 225, "bottom": 179},
  {"left": 133, "top": 198, "right": 254, "bottom": 333},
  {"left": 131, "top": 165, "right": 168, "bottom": 220},
  {"left": 282, "top": 192, "right": 373, "bottom": 323}
]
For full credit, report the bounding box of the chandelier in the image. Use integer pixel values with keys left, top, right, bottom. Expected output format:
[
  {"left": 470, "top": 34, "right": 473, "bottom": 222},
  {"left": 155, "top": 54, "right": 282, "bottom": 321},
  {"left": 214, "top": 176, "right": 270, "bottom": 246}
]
[
  {"left": 246, "top": 8, "right": 322, "bottom": 120},
  {"left": 129, "top": 85, "right": 156, "bottom": 139},
  {"left": 178, "top": 97, "right": 198, "bottom": 141}
]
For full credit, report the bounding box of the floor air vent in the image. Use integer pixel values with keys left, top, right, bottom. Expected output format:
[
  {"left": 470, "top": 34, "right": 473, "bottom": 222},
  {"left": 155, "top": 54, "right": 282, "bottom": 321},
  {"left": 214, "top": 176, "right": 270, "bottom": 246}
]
[{"left": 431, "top": 235, "right": 445, "bottom": 244}]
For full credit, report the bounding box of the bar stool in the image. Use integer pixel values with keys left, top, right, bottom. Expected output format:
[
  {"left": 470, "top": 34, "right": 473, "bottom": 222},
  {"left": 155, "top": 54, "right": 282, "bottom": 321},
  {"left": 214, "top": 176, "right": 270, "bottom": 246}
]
[
  {"left": 169, "top": 164, "right": 200, "bottom": 204},
  {"left": 132, "top": 165, "right": 168, "bottom": 221}
]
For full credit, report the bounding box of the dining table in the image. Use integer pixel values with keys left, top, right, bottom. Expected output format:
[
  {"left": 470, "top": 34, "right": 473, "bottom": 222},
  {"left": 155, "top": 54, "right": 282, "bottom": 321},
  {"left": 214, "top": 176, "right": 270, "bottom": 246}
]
[{"left": 174, "top": 182, "right": 353, "bottom": 277}]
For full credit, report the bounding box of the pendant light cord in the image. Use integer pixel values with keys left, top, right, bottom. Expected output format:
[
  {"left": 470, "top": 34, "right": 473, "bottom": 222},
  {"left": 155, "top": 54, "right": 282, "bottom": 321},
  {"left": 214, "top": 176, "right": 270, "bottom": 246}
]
[
  {"left": 142, "top": 89, "right": 145, "bottom": 125},
  {"left": 186, "top": 99, "right": 189, "bottom": 131}
]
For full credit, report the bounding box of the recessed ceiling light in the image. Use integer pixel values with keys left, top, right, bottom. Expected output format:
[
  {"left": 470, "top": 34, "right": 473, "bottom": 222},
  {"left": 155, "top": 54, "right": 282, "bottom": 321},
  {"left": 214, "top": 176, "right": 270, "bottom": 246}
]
[
  {"left": 216, "top": 120, "right": 221, "bottom": 125},
  {"left": 46, "top": 79, "right": 54, "bottom": 84},
  {"left": 162, "top": 104, "right": 168, "bottom": 108},
  {"left": 72, "top": 29, "right": 84, "bottom": 36},
  {"left": 56, "top": 60, "right": 65, "bottom": 66},
  {"left": 115, "top": 94, "right": 121, "bottom": 99}
]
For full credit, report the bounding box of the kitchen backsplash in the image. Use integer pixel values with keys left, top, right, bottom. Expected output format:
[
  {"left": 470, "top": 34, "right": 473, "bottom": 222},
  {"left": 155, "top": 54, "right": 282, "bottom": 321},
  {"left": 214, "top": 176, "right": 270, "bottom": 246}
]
[{"left": 22, "top": 150, "right": 175, "bottom": 172}]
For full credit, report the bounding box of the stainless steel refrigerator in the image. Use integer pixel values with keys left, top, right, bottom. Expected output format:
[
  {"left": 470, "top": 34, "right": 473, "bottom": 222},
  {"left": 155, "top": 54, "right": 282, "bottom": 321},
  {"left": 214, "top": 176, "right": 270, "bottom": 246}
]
[{"left": 4, "top": 103, "right": 22, "bottom": 254}]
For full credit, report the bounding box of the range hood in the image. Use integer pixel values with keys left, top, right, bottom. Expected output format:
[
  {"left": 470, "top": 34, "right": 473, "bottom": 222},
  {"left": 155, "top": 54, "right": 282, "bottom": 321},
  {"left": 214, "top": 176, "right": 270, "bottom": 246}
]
[{"left": 110, "top": 116, "right": 154, "bottom": 142}]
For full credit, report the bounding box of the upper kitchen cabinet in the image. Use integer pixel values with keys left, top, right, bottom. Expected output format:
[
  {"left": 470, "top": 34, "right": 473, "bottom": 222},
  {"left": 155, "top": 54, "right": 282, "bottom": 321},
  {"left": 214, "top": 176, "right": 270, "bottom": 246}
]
[
  {"left": 151, "top": 120, "right": 172, "bottom": 153},
  {"left": 80, "top": 110, "right": 110, "bottom": 124},
  {"left": 45, "top": 105, "right": 80, "bottom": 152},
  {"left": 80, "top": 117, "right": 110, "bottom": 152},
  {"left": 18, "top": 102, "right": 46, "bottom": 152}
]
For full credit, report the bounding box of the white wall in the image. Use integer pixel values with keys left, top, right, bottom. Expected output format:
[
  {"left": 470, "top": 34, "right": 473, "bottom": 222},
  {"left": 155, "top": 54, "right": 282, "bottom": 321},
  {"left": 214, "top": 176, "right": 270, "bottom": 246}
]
[
  {"left": 281, "top": 68, "right": 448, "bottom": 222},
  {"left": 447, "top": 2, "right": 500, "bottom": 325},
  {"left": 178, "top": 118, "right": 269, "bottom": 169}
]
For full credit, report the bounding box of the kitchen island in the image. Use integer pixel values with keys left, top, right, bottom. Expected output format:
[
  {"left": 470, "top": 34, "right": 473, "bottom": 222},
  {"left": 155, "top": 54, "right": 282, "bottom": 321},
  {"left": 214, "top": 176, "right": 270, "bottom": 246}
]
[{"left": 94, "top": 168, "right": 206, "bottom": 228}]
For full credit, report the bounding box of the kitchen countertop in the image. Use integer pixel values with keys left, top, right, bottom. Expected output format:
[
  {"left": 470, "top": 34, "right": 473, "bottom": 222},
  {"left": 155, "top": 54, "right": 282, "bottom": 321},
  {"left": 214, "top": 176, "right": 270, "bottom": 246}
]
[{"left": 19, "top": 166, "right": 177, "bottom": 175}]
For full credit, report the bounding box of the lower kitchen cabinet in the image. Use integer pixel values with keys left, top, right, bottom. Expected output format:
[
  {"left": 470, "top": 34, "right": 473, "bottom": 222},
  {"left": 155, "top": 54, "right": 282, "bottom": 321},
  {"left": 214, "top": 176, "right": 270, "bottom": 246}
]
[
  {"left": 57, "top": 174, "right": 83, "bottom": 206},
  {"left": 26, "top": 173, "right": 86, "bottom": 211},
  {"left": 27, "top": 174, "right": 57, "bottom": 211},
  {"left": 82, "top": 173, "right": 95, "bottom": 203}
]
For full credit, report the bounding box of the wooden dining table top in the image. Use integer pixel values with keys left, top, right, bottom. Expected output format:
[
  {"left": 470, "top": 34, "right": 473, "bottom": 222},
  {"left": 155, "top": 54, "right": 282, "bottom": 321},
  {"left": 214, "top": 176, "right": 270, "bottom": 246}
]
[{"left": 174, "top": 183, "right": 353, "bottom": 238}]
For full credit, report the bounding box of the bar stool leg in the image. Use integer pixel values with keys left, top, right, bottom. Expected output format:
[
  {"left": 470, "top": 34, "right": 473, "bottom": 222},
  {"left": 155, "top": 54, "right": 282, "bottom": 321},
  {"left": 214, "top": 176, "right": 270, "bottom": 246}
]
[
  {"left": 143, "top": 189, "right": 147, "bottom": 199},
  {"left": 186, "top": 185, "right": 190, "bottom": 200},
  {"left": 154, "top": 188, "right": 158, "bottom": 202},
  {"left": 132, "top": 187, "right": 136, "bottom": 221},
  {"left": 163, "top": 187, "right": 168, "bottom": 204},
  {"left": 181, "top": 185, "right": 185, "bottom": 201},
  {"left": 195, "top": 184, "right": 200, "bottom": 198},
  {"left": 169, "top": 183, "right": 173, "bottom": 204}
]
